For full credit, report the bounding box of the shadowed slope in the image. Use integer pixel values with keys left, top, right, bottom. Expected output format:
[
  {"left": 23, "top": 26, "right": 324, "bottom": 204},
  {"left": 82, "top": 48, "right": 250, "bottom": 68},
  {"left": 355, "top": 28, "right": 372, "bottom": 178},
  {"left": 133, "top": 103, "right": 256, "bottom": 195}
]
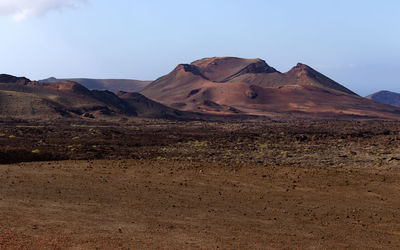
[
  {"left": 367, "top": 90, "right": 400, "bottom": 108},
  {"left": 116, "top": 91, "right": 205, "bottom": 120}
]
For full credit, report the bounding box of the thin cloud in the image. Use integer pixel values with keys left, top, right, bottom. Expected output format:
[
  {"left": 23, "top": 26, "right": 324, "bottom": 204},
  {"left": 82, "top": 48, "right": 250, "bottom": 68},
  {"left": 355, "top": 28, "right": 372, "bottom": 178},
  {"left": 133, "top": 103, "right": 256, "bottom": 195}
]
[{"left": 0, "top": 0, "right": 87, "bottom": 21}]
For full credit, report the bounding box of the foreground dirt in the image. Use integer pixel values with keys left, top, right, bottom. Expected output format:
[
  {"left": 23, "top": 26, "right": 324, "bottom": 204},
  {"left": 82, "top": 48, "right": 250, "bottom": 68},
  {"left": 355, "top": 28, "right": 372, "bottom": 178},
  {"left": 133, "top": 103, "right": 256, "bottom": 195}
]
[
  {"left": 1, "top": 119, "right": 400, "bottom": 249},
  {"left": 0, "top": 160, "right": 400, "bottom": 249}
]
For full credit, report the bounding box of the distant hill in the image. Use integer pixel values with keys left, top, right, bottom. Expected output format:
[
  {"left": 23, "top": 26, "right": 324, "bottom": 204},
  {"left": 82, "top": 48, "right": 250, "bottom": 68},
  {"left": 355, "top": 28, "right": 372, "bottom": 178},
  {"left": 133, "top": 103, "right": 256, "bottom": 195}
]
[
  {"left": 141, "top": 57, "right": 400, "bottom": 119},
  {"left": 0, "top": 74, "right": 197, "bottom": 120},
  {"left": 366, "top": 91, "right": 400, "bottom": 108},
  {"left": 40, "top": 77, "right": 151, "bottom": 93}
]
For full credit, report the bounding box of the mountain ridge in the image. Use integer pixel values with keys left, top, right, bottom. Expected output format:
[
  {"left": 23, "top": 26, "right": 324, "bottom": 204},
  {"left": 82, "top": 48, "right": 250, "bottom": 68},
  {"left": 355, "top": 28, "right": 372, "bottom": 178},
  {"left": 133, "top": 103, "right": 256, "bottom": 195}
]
[
  {"left": 0, "top": 75, "right": 198, "bottom": 120},
  {"left": 3, "top": 57, "right": 400, "bottom": 120},
  {"left": 140, "top": 57, "right": 400, "bottom": 119}
]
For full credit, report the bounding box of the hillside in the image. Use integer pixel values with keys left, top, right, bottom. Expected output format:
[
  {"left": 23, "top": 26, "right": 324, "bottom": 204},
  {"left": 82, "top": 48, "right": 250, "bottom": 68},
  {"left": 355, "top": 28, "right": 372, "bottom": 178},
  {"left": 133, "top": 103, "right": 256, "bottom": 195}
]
[
  {"left": 0, "top": 74, "right": 193, "bottom": 120},
  {"left": 40, "top": 77, "right": 151, "bottom": 93},
  {"left": 141, "top": 57, "right": 400, "bottom": 119},
  {"left": 367, "top": 90, "right": 400, "bottom": 108}
]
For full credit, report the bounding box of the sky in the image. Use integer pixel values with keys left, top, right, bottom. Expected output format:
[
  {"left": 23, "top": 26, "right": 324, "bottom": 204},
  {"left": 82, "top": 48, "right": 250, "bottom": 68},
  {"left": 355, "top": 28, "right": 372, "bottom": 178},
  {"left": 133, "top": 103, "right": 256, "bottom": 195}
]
[{"left": 0, "top": 0, "right": 399, "bottom": 96}]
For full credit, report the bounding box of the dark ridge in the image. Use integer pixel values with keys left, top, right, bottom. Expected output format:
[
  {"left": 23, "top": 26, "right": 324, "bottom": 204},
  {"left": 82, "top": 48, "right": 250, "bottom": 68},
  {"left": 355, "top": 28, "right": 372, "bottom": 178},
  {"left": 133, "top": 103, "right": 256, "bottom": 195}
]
[
  {"left": 179, "top": 64, "right": 210, "bottom": 80},
  {"left": 220, "top": 60, "right": 278, "bottom": 83},
  {"left": 0, "top": 74, "right": 30, "bottom": 84}
]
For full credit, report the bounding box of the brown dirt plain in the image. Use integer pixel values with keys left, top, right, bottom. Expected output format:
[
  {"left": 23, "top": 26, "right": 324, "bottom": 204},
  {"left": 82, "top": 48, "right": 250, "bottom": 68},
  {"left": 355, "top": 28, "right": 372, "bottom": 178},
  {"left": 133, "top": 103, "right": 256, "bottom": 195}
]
[{"left": 1, "top": 118, "right": 400, "bottom": 249}]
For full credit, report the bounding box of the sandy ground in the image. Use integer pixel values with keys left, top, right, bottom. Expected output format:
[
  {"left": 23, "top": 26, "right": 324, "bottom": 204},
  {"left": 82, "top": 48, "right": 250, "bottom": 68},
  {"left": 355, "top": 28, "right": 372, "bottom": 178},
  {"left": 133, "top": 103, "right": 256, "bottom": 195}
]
[{"left": 1, "top": 159, "right": 400, "bottom": 249}]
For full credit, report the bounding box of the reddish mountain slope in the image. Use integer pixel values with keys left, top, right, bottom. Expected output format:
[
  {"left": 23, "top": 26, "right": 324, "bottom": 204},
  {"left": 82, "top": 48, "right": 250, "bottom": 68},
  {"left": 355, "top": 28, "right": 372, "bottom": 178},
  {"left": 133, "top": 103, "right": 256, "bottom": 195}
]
[{"left": 141, "top": 57, "right": 400, "bottom": 118}]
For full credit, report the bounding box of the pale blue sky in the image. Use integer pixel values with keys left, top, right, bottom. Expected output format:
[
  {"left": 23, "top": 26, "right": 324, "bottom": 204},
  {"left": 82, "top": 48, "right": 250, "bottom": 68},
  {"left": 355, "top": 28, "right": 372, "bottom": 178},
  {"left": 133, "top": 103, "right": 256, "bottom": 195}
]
[{"left": 0, "top": 0, "right": 399, "bottom": 96}]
